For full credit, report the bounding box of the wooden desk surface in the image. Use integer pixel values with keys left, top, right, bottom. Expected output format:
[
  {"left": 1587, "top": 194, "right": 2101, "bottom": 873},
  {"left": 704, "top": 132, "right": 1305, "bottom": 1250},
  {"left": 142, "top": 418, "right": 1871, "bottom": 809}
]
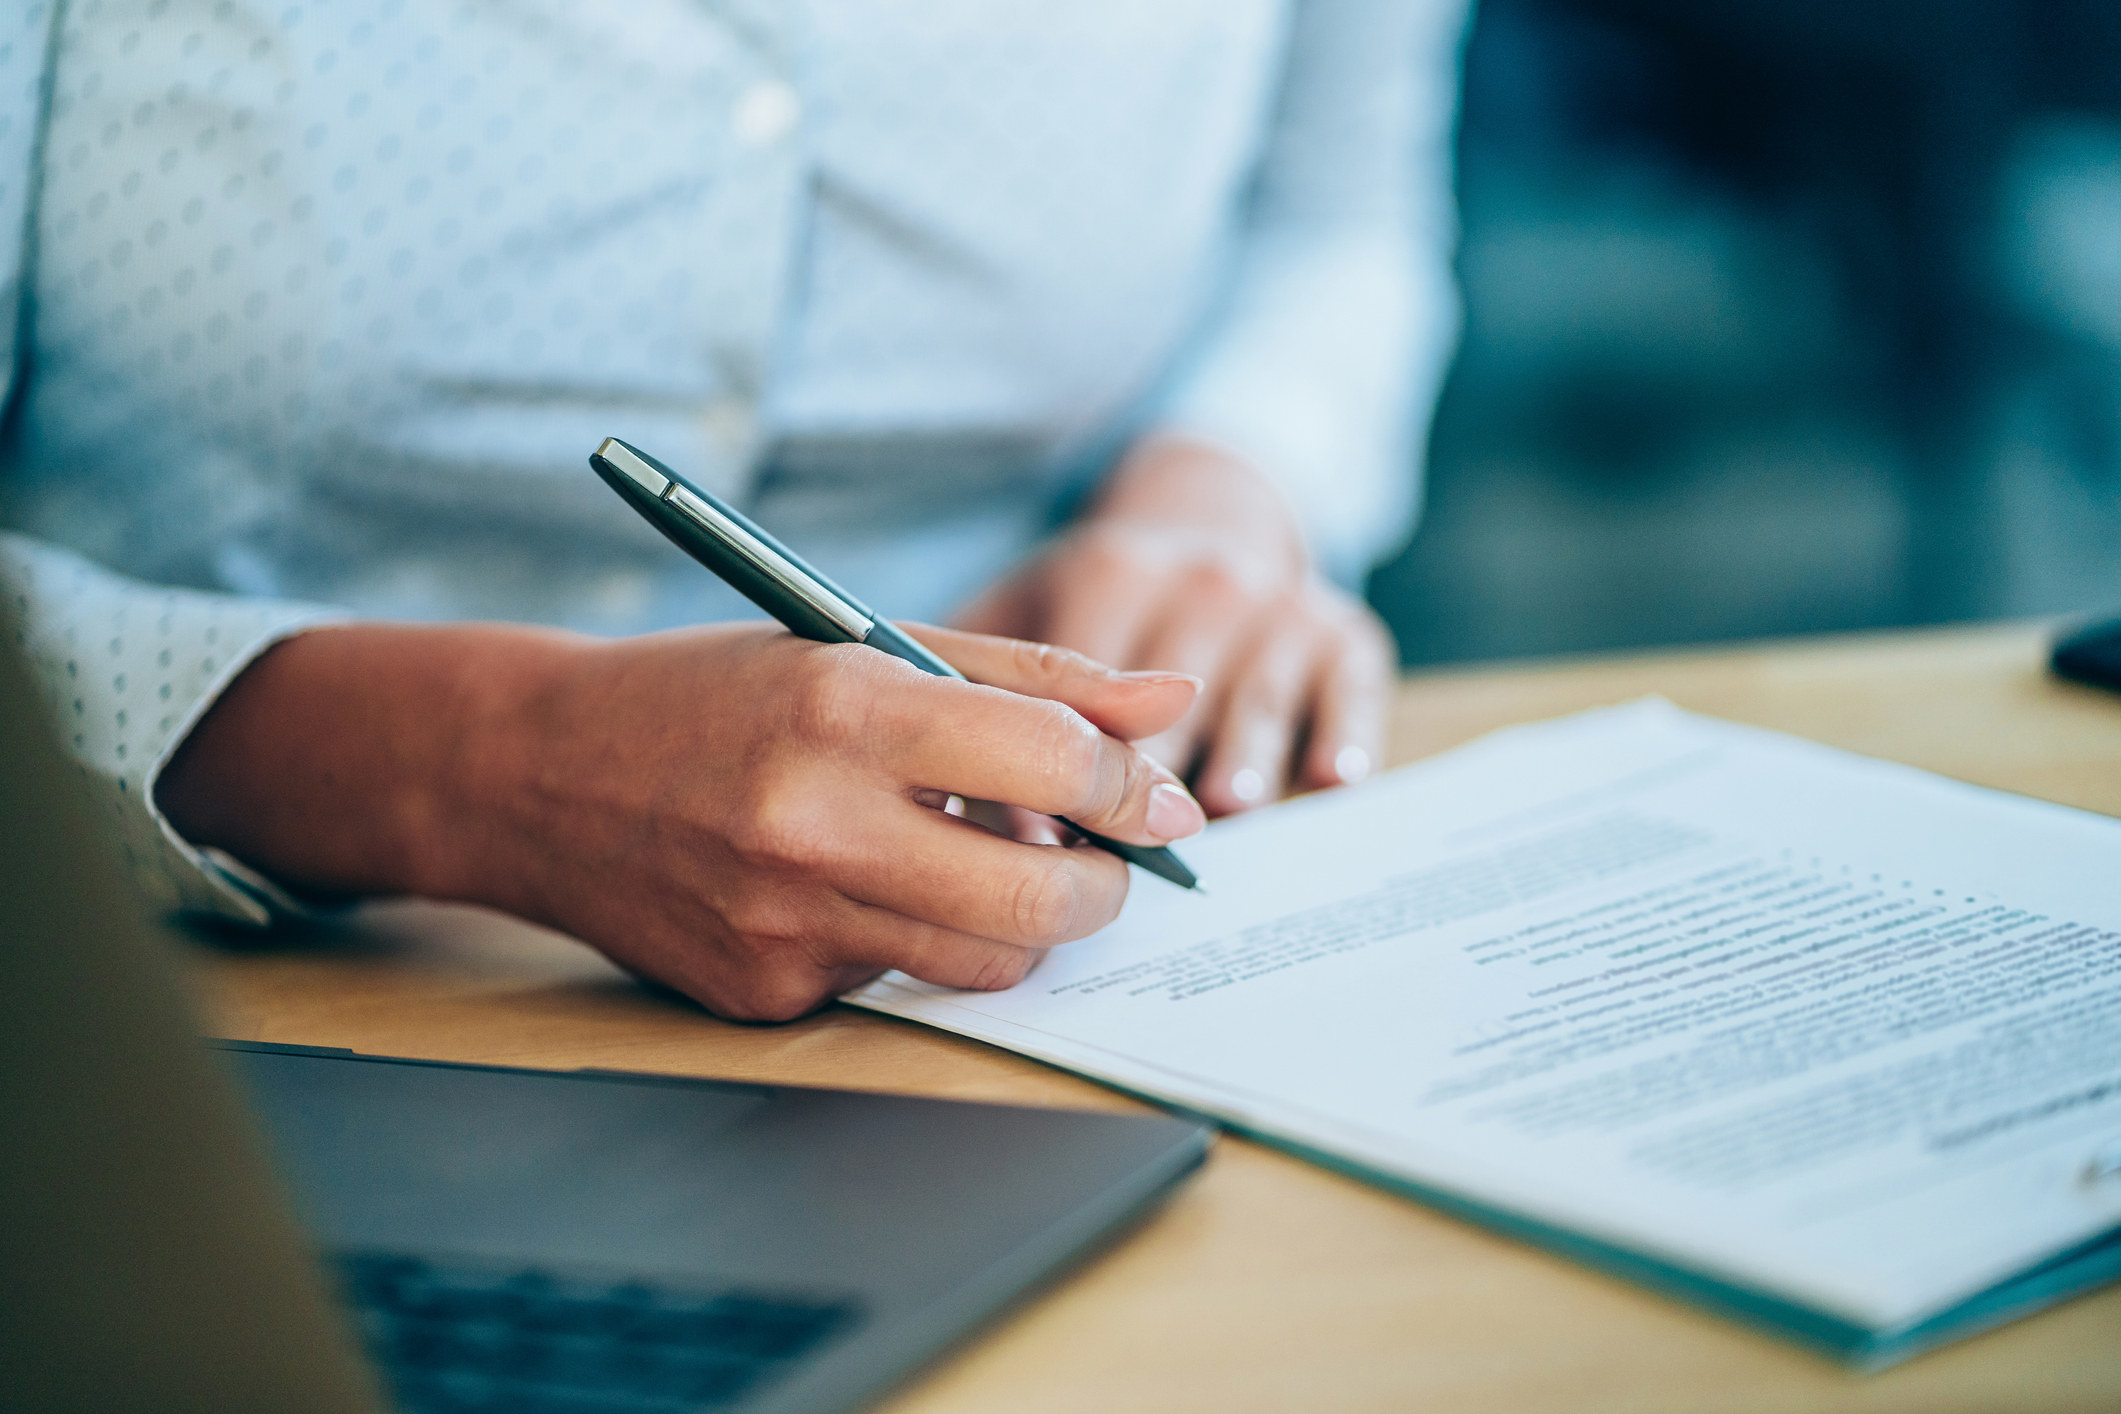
[{"left": 192, "top": 622, "right": 2121, "bottom": 1413}]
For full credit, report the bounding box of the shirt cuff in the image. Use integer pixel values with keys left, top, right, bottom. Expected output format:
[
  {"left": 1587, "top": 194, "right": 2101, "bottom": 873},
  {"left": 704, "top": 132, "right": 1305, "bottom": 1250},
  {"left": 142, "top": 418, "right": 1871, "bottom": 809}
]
[
  {"left": 2, "top": 532, "right": 349, "bottom": 925},
  {"left": 141, "top": 613, "right": 353, "bottom": 925}
]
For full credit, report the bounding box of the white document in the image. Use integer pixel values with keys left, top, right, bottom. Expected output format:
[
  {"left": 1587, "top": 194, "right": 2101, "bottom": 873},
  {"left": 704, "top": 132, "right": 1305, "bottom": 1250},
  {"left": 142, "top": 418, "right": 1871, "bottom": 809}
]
[{"left": 847, "top": 702, "right": 2121, "bottom": 1360}]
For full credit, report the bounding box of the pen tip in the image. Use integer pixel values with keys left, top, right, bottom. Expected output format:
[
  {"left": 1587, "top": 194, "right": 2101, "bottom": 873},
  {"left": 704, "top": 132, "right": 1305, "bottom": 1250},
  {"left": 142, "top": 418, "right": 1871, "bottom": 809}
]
[{"left": 1190, "top": 883, "right": 1209, "bottom": 896}]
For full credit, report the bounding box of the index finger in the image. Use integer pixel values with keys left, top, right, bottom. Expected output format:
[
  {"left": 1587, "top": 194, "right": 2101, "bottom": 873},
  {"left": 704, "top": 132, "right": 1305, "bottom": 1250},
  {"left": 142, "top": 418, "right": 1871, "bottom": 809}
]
[
  {"left": 866, "top": 665, "right": 1208, "bottom": 848},
  {"left": 901, "top": 623, "right": 1200, "bottom": 742}
]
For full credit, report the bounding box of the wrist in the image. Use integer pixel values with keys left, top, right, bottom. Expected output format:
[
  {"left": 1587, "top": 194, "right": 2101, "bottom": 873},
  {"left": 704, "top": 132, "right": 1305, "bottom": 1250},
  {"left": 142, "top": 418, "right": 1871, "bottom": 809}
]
[
  {"left": 1093, "top": 434, "right": 1308, "bottom": 576},
  {"left": 392, "top": 624, "right": 591, "bottom": 910},
  {"left": 155, "top": 620, "right": 586, "bottom": 908}
]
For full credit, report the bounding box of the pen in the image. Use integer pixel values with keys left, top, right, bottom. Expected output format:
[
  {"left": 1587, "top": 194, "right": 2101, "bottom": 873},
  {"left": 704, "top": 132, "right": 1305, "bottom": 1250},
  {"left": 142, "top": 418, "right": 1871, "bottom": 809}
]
[{"left": 589, "top": 436, "right": 1202, "bottom": 892}]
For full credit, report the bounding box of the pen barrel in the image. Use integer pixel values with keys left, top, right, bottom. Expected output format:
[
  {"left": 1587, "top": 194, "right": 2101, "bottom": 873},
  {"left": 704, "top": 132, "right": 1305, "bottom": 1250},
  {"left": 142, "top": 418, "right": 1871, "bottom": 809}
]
[
  {"left": 1062, "top": 829, "right": 1201, "bottom": 891},
  {"left": 590, "top": 452, "right": 857, "bottom": 644},
  {"left": 861, "top": 620, "right": 966, "bottom": 680}
]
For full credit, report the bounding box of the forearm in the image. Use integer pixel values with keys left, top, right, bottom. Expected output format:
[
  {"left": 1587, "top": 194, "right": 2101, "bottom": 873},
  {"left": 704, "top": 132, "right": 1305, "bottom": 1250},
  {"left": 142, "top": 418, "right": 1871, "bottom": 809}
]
[{"left": 154, "top": 621, "right": 580, "bottom": 907}]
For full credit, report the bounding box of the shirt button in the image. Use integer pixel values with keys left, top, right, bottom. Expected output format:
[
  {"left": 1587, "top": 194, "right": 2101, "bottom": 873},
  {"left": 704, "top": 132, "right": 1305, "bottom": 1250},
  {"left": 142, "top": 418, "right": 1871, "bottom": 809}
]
[{"left": 733, "top": 80, "right": 801, "bottom": 148}]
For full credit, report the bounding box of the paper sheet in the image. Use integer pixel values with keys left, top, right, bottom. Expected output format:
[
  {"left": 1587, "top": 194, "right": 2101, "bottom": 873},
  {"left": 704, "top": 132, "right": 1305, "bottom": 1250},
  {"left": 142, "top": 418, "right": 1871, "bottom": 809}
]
[{"left": 847, "top": 702, "right": 2121, "bottom": 1336}]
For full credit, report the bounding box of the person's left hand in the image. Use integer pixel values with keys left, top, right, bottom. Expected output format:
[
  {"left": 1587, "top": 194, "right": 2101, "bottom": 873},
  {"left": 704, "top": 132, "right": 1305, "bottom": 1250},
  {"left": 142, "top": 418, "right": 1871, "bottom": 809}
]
[{"left": 955, "top": 435, "right": 1394, "bottom": 817}]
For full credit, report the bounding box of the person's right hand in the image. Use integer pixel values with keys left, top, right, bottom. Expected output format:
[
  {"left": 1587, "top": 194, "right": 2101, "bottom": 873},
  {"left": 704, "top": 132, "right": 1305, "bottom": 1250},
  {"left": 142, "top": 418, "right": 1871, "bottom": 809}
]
[{"left": 156, "top": 619, "right": 1206, "bottom": 1020}]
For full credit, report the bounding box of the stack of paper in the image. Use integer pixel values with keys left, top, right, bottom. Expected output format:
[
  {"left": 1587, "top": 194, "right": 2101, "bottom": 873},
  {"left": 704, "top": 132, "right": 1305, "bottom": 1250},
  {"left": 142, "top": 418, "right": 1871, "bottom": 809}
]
[{"left": 849, "top": 702, "right": 2121, "bottom": 1365}]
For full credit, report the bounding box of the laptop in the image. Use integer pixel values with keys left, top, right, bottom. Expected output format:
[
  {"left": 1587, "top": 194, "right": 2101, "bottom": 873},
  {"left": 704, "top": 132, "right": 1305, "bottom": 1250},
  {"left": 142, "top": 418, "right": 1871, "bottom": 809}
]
[{"left": 0, "top": 626, "right": 1210, "bottom": 1414}]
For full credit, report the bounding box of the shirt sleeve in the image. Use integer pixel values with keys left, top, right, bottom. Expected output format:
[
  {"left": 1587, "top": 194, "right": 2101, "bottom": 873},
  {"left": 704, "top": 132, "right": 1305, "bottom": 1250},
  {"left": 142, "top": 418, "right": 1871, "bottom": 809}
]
[
  {"left": 1, "top": 13, "right": 342, "bottom": 925},
  {"left": 1154, "top": 0, "right": 1470, "bottom": 584},
  {"left": 1, "top": 535, "right": 346, "bottom": 923}
]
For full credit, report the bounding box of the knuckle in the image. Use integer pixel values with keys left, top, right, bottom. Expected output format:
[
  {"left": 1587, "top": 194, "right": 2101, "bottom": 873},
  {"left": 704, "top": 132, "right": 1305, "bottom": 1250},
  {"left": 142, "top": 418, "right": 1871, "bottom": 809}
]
[
  {"left": 1007, "top": 861, "right": 1081, "bottom": 945},
  {"left": 1027, "top": 702, "right": 1107, "bottom": 813},
  {"left": 1183, "top": 559, "right": 1239, "bottom": 600},
  {"left": 1008, "top": 634, "right": 1071, "bottom": 684},
  {"left": 1258, "top": 604, "right": 1316, "bottom": 665},
  {"left": 1280, "top": 591, "right": 1325, "bottom": 633},
  {"left": 965, "top": 946, "right": 1035, "bottom": 993},
  {"left": 1234, "top": 657, "right": 1298, "bottom": 718},
  {"left": 728, "top": 792, "right": 832, "bottom": 871},
  {"left": 1018, "top": 633, "right": 1111, "bottom": 683},
  {"left": 1183, "top": 557, "right": 1258, "bottom": 607},
  {"left": 786, "top": 646, "right": 876, "bottom": 747}
]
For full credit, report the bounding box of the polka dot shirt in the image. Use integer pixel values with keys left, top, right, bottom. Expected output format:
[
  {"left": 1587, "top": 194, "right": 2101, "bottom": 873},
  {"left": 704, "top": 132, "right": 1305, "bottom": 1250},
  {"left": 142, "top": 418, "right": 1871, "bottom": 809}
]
[{"left": 0, "top": 0, "right": 1466, "bottom": 923}]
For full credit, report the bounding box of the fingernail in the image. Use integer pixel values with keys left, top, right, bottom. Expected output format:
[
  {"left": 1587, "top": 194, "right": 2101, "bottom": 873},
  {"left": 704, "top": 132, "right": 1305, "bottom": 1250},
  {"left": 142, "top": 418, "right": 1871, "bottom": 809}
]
[
  {"left": 1115, "top": 668, "right": 1203, "bottom": 688},
  {"left": 1146, "top": 782, "right": 1207, "bottom": 841},
  {"left": 1334, "top": 746, "right": 1372, "bottom": 784},
  {"left": 1228, "top": 767, "right": 1266, "bottom": 804}
]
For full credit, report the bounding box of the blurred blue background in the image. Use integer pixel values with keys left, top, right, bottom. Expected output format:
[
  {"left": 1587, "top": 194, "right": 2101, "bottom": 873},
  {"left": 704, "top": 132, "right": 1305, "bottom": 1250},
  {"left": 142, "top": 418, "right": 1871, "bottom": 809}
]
[{"left": 1368, "top": 0, "right": 2121, "bottom": 665}]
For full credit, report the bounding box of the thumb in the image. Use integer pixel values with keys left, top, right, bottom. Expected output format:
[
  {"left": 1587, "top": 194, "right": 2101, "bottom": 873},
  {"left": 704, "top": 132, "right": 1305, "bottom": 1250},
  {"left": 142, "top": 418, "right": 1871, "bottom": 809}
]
[{"left": 898, "top": 623, "right": 1199, "bottom": 742}]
